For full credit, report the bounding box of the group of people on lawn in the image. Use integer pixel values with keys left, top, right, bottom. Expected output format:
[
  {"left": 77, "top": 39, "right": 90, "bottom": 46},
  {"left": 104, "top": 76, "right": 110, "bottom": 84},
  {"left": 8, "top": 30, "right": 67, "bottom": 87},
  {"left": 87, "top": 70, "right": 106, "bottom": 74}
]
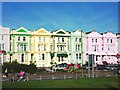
[{"left": 4, "top": 68, "right": 26, "bottom": 81}]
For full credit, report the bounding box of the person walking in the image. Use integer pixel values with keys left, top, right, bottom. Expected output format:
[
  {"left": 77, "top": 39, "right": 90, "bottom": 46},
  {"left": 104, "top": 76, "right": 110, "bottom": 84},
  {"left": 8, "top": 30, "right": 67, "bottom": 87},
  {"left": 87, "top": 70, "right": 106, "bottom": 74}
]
[{"left": 5, "top": 68, "right": 8, "bottom": 77}]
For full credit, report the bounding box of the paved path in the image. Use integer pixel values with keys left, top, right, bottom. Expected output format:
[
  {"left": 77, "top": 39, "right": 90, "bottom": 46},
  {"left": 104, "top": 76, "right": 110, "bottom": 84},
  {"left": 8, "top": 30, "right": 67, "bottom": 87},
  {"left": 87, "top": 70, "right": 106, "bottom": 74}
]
[{"left": 2, "top": 70, "right": 119, "bottom": 82}]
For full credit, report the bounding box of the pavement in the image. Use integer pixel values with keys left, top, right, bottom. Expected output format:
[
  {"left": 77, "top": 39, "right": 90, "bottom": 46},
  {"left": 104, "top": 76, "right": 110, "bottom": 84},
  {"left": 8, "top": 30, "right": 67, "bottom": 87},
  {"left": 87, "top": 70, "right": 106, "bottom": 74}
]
[{"left": 2, "top": 70, "right": 119, "bottom": 82}]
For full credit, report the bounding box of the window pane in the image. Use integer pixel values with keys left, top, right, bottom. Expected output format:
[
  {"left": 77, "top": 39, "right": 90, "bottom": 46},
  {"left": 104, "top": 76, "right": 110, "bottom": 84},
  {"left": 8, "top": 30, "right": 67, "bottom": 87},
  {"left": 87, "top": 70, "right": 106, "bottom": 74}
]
[
  {"left": 58, "top": 57, "right": 60, "bottom": 62},
  {"left": 58, "top": 37, "right": 60, "bottom": 42},
  {"left": 42, "top": 54, "right": 44, "bottom": 60},
  {"left": 76, "top": 45, "right": 77, "bottom": 51},
  {"left": 92, "top": 39, "right": 94, "bottom": 42},
  {"left": 2, "top": 36, "right": 4, "bottom": 40},
  {"left": 2, "top": 44, "right": 4, "bottom": 50},
  {"left": 78, "top": 45, "right": 80, "bottom": 51},
  {"left": 107, "top": 39, "right": 109, "bottom": 43},
  {"left": 0, "top": 44, "right": 1, "bottom": 50},
  {"left": 21, "top": 54, "right": 24, "bottom": 62},
  {"left": 76, "top": 53, "right": 78, "bottom": 59},
  {"left": 18, "top": 36, "right": 20, "bottom": 41},
  {"left": 62, "top": 38, "right": 64, "bottom": 42},
  {"left": 79, "top": 53, "right": 81, "bottom": 59},
  {"left": 111, "top": 39, "right": 112, "bottom": 43},
  {"left": 96, "top": 39, "right": 97, "bottom": 43},
  {"left": 75, "top": 38, "right": 77, "bottom": 42},
  {"left": 23, "top": 37, "right": 26, "bottom": 41},
  {"left": 39, "top": 37, "right": 41, "bottom": 42},
  {"left": 79, "top": 38, "right": 81, "bottom": 42},
  {"left": 43, "top": 37, "right": 45, "bottom": 42}
]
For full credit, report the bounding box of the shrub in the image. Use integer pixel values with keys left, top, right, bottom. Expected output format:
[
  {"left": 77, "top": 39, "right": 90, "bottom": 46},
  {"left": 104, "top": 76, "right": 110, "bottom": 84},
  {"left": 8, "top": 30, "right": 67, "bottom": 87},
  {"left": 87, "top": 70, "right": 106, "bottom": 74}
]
[{"left": 2, "top": 61, "right": 37, "bottom": 74}]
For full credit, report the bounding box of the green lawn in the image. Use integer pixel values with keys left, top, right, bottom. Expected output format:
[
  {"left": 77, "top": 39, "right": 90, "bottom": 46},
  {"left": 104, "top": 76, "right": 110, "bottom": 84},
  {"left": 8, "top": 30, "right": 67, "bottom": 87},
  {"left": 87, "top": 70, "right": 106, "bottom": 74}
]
[{"left": 2, "top": 77, "right": 119, "bottom": 88}]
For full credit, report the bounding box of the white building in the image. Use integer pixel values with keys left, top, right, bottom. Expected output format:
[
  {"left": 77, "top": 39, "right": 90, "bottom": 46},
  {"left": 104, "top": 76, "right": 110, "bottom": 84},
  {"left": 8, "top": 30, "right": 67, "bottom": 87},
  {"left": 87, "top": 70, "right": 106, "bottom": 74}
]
[{"left": 70, "top": 29, "right": 86, "bottom": 65}]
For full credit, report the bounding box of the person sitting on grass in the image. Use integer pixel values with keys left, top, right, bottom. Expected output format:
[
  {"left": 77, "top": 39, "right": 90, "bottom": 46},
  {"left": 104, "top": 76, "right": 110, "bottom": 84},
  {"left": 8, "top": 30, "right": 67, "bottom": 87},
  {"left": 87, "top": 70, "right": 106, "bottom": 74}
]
[{"left": 18, "top": 71, "right": 26, "bottom": 81}]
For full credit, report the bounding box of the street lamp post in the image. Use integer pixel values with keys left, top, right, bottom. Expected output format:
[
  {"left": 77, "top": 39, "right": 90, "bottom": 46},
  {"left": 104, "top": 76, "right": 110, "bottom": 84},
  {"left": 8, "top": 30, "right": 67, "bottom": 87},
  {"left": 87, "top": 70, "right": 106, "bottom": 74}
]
[
  {"left": 92, "top": 54, "right": 94, "bottom": 78},
  {"left": 88, "top": 54, "right": 94, "bottom": 78},
  {"left": 81, "top": 30, "right": 84, "bottom": 77},
  {"left": 88, "top": 54, "right": 90, "bottom": 78}
]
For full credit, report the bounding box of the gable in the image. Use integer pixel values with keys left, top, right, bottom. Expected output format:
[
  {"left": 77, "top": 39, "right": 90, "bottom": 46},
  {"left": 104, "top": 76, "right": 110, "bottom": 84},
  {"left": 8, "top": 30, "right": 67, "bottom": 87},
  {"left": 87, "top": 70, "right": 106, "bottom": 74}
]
[
  {"left": 17, "top": 29, "right": 27, "bottom": 32},
  {"left": 16, "top": 27, "right": 29, "bottom": 33},
  {"left": 73, "top": 29, "right": 83, "bottom": 34},
  {"left": 56, "top": 31, "right": 66, "bottom": 34},
  {"left": 103, "top": 32, "right": 116, "bottom": 37},
  {"left": 87, "top": 31, "right": 102, "bottom": 37},
  {"left": 37, "top": 28, "right": 48, "bottom": 33}
]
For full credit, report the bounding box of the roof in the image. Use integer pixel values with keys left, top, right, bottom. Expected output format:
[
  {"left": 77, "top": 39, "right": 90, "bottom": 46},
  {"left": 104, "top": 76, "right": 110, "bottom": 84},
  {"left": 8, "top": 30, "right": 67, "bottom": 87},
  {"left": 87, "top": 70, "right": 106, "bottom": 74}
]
[
  {"left": 86, "top": 30, "right": 96, "bottom": 34},
  {"left": 116, "top": 33, "right": 120, "bottom": 35}
]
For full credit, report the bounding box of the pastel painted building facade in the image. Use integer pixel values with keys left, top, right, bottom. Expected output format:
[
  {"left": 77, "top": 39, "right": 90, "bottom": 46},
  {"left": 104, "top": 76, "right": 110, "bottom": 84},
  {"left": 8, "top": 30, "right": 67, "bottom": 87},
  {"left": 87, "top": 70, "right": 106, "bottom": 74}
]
[
  {"left": 1, "top": 25, "right": 119, "bottom": 67},
  {"left": 102, "top": 32, "right": 118, "bottom": 64},
  {"left": 0, "top": 26, "right": 10, "bottom": 64},
  {"left": 51, "top": 29, "right": 70, "bottom": 65},
  {"left": 116, "top": 33, "right": 120, "bottom": 62},
  {"left": 31, "top": 28, "right": 52, "bottom": 67},
  {"left": 70, "top": 29, "right": 86, "bottom": 65},
  {"left": 9, "top": 27, "right": 32, "bottom": 65},
  {"left": 86, "top": 31, "right": 118, "bottom": 65}
]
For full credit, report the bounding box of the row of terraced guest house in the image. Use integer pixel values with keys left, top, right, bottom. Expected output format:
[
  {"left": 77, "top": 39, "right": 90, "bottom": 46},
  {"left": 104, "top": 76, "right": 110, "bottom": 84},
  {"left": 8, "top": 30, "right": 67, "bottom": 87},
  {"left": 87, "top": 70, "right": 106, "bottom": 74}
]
[{"left": 0, "top": 26, "right": 120, "bottom": 67}]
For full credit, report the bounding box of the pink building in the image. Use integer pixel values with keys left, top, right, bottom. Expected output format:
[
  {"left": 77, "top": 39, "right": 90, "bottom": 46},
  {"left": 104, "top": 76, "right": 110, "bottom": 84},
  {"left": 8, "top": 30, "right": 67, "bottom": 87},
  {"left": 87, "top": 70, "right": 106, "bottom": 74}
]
[
  {"left": 116, "top": 33, "right": 120, "bottom": 63},
  {"left": 86, "top": 30, "right": 118, "bottom": 65},
  {"left": 0, "top": 26, "right": 10, "bottom": 64}
]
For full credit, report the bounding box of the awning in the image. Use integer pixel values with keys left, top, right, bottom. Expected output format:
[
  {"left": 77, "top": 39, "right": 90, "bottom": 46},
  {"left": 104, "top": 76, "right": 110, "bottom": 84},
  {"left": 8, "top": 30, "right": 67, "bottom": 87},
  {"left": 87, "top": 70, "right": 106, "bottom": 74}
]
[
  {"left": 102, "top": 61, "right": 108, "bottom": 65},
  {"left": 50, "top": 53, "right": 54, "bottom": 57},
  {"left": 57, "top": 53, "right": 68, "bottom": 57},
  {"left": 0, "top": 50, "right": 6, "bottom": 54},
  {"left": 114, "top": 53, "right": 120, "bottom": 58}
]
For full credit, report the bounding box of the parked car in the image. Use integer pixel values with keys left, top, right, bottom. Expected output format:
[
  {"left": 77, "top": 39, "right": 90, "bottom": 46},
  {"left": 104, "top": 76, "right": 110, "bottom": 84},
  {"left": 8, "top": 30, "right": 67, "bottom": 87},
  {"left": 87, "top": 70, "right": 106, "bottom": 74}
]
[{"left": 96, "top": 65, "right": 108, "bottom": 71}]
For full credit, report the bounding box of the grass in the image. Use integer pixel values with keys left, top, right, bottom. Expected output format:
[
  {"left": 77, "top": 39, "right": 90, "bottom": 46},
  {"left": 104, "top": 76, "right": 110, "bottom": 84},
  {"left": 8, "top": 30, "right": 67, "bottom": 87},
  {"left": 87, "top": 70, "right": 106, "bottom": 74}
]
[{"left": 2, "top": 77, "right": 119, "bottom": 88}]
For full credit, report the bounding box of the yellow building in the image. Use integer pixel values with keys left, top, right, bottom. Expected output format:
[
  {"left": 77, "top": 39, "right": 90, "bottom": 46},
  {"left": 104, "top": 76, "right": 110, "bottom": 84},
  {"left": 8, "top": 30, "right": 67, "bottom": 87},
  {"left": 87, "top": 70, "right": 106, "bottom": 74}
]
[{"left": 30, "top": 28, "right": 52, "bottom": 67}]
